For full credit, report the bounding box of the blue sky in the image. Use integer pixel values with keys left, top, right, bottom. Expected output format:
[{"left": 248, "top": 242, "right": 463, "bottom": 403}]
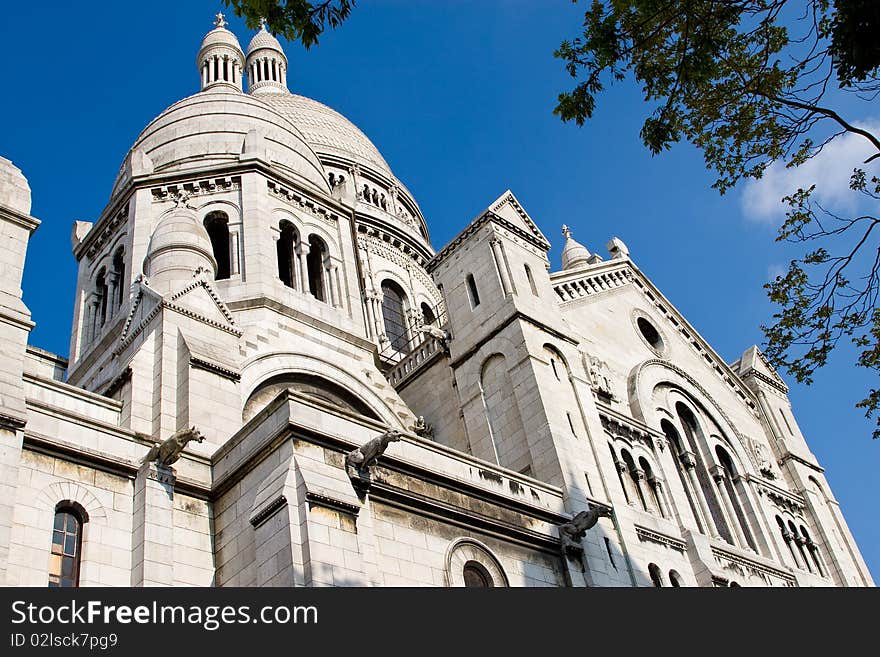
[{"left": 1, "top": 1, "right": 876, "bottom": 582}]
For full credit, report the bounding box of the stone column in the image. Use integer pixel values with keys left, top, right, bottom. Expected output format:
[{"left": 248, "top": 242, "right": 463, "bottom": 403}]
[
  {"left": 712, "top": 466, "right": 749, "bottom": 549},
  {"left": 295, "top": 243, "right": 309, "bottom": 295},
  {"left": 633, "top": 468, "right": 655, "bottom": 514},
  {"left": 649, "top": 475, "right": 669, "bottom": 518},
  {"left": 616, "top": 461, "right": 639, "bottom": 507},
  {"left": 489, "top": 238, "right": 513, "bottom": 296},
  {"left": 681, "top": 451, "right": 720, "bottom": 538},
  {"left": 131, "top": 462, "right": 175, "bottom": 587},
  {"left": 333, "top": 265, "right": 343, "bottom": 308},
  {"left": 323, "top": 256, "right": 335, "bottom": 306}
]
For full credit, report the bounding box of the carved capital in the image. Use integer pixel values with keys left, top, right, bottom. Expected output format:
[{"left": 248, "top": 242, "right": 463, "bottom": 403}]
[
  {"left": 710, "top": 465, "right": 727, "bottom": 483},
  {"left": 679, "top": 451, "right": 696, "bottom": 469}
]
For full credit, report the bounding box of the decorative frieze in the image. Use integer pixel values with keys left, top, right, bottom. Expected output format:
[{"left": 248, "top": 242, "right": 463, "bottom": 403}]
[
  {"left": 711, "top": 546, "right": 796, "bottom": 586},
  {"left": 85, "top": 204, "right": 129, "bottom": 261},
  {"left": 598, "top": 405, "right": 662, "bottom": 451},
  {"left": 267, "top": 179, "right": 339, "bottom": 224},
  {"left": 751, "top": 476, "right": 806, "bottom": 515},
  {"left": 150, "top": 176, "right": 240, "bottom": 203},
  {"left": 634, "top": 525, "right": 686, "bottom": 552}
]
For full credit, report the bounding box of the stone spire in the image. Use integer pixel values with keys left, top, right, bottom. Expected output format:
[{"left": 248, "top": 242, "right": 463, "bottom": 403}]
[
  {"left": 560, "top": 225, "right": 593, "bottom": 270},
  {"left": 197, "top": 13, "right": 245, "bottom": 92},
  {"left": 245, "top": 19, "right": 289, "bottom": 95}
]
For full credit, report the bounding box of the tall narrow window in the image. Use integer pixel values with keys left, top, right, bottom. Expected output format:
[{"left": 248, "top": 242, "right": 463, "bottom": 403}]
[
  {"left": 204, "top": 211, "right": 231, "bottom": 280},
  {"left": 677, "top": 403, "right": 731, "bottom": 544},
  {"left": 306, "top": 235, "right": 327, "bottom": 301},
  {"left": 524, "top": 263, "right": 538, "bottom": 295},
  {"left": 662, "top": 419, "right": 703, "bottom": 532},
  {"left": 277, "top": 221, "right": 297, "bottom": 289},
  {"left": 112, "top": 248, "right": 126, "bottom": 309},
  {"left": 715, "top": 446, "right": 758, "bottom": 551},
  {"left": 648, "top": 563, "right": 664, "bottom": 587},
  {"left": 49, "top": 505, "right": 85, "bottom": 587},
  {"left": 420, "top": 302, "right": 436, "bottom": 327},
  {"left": 95, "top": 269, "right": 108, "bottom": 328},
  {"left": 381, "top": 280, "right": 409, "bottom": 352},
  {"left": 466, "top": 274, "right": 480, "bottom": 307}
]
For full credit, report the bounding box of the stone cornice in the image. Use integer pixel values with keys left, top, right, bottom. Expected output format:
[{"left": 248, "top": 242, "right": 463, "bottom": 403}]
[
  {"left": 449, "top": 310, "right": 578, "bottom": 371},
  {"left": 749, "top": 474, "right": 806, "bottom": 514},
  {"left": 778, "top": 451, "right": 825, "bottom": 473},
  {"left": 190, "top": 356, "right": 240, "bottom": 382},
  {"left": 634, "top": 525, "right": 687, "bottom": 551},
  {"left": 427, "top": 210, "right": 549, "bottom": 273},
  {"left": 598, "top": 402, "right": 664, "bottom": 450},
  {"left": 739, "top": 367, "right": 789, "bottom": 395},
  {"left": 249, "top": 495, "right": 288, "bottom": 528},
  {"left": 0, "top": 410, "right": 27, "bottom": 430},
  {"left": 0, "top": 204, "right": 40, "bottom": 232},
  {"left": 267, "top": 178, "right": 341, "bottom": 224},
  {"left": 711, "top": 545, "right": 797, "bottom": 585}
]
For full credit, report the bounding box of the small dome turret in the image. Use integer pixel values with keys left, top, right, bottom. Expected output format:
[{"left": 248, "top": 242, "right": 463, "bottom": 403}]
[
  {"left": 143, "top": 204, "right": 217, "bottom": 293},
  {"left": 197, "top": 13, "right": 245, "bottom": 92},
  {"left": 246, "top": 19, "right": 289, "bottom": 95},
  {"left": 561, "top": 225, "right": 594, "bottom": 270}
]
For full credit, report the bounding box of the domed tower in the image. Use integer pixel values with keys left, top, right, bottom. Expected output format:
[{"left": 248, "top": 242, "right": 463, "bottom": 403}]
[
  {"left": 246, "top": 19, "right": 288, "bottom": 95},
  {"left": 142, "top": 204, "right": 218, "bottom": 294},
  {"left": 197, "top": 13, "right": 245, "bottom": 92},
  {"left": 65, "top": 14, "right": 431, "bottom": 444}
]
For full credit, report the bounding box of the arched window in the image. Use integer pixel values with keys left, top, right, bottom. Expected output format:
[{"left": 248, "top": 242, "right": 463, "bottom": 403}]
[
  {"left": 306, "top": 235, "right": 327, "bottom": 301},
  {"left": 676, "top": 403, "right": 732, "bottom": 544},
  {"left": 621, "top": 449, "right": 647, "bottom": 511},
  {"left": 609, "top": 443, "right": 630, "bottom": 504},
  {"left": 790, "top": 519, "right": 812, "bottom": 572},
  {"left": 466, "top": 274, "right": 480, "bottom": 307},
  {"left": 112, "top": 247, "right": 126, "bottom": 310},
  {"left": 648, "top": 563, "right": 664, "bottom": 587},
  {"left": 277, "top": 221, "right": 297, "bottom": 289},
  {"left": 524, "top": 263, "right": 538, "bottom": 296},
  {"left": 639, "top": 456, "right": 665, "bottom": 517},
  {"left": 94, "top": 268, "right": 108, "bottom": 334},
  {"left": 49, "top": 503, "right": 86, "bottom": 587},
  {"left": 462, "top": 560, "right": 494, "bottom": 587},
  {"left": 776, "top": 515, "right": 800, "bottom": 568},
  {"left": 668, "top": 570, "right": 684, "bottom": 587},
  {"left": 204, "top": 211, "right": 231, "bottom": 280},
  {"left": 715, "top": 445, "right": 758, "bottom": 551},
  {"left": 662, "top": 419, "right": 702, "bottom": 532},
  {"left": 800, "top": 526, "right": 825, "bottom": 576},
  {"left": 381, "top": 280, "right": 409, "bottom": 352},
  {"left": 420, "top": 302, "right": 436, "bottom": 327}
]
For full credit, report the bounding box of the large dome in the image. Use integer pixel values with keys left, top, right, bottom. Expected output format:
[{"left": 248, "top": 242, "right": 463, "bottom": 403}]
[
  {"left": 112, "top": 90, "right": 329, "bottom": 196},
  {"left": 259, "top": 93, "right": 394, "bottom": 178}
]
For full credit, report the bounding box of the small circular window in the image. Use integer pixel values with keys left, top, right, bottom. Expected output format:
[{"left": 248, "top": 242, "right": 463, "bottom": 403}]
[
  {"left": 463, "top": 560, "right": 494, "bottom": 587},
  {"left": 637, "top": 317, "right": 664, "bottom": 352}
]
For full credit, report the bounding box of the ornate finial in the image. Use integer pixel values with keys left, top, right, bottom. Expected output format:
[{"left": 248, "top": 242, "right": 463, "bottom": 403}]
[
  {"left": 259, "top": 16, "right": 268, "bottom": 30},
  {"left": 562, "top": 224, "right": 571, "bottom": 239},
  {"left": 214, "top": 12, "right": 228, "bottom": 28}
]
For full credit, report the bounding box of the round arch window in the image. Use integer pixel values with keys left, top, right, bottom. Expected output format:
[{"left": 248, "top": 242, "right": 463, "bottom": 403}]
[
  {"left": 636, "top": 316, "right": 664, "bottom": 353},
  {"left": 462, "top": 560, "right": 494, "bottom": 588}
]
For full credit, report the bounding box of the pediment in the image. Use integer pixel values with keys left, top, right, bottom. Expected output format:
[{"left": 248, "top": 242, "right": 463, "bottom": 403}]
[
  {"left": 118, "top": 270, "right": 241, "bottom": 351},
  {"left": 485, "top": 190, "right": 550, "bottom": 250}
]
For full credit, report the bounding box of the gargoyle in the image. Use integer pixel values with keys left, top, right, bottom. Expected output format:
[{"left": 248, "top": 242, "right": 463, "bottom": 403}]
[
  {"left": 141, "top": 426, "right": 204, "bottom": 468},
  {"left": 345, "top": 428, "right": 402, "bottom": 476},
  {"left": 417, "top": 325, "right": 451, "bottom": 353},
  {"left": 558, "top": 504, "right": 613, "bottom": 556},
  {"left": 411, "top": 416, "right": 434, "bottom": 439}
]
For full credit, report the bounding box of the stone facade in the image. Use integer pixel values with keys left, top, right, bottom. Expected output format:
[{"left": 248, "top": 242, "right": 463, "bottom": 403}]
[{"left": 0, "top": 16, "right": 873, "bottom": 588}]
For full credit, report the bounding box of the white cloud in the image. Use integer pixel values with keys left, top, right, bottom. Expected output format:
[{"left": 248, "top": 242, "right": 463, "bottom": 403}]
[
  {"left": 767, "top": 263, "right": 787, "bottom": 281},
  {"left": 741, "top": 119, "right": 880, "bottom": 224}
]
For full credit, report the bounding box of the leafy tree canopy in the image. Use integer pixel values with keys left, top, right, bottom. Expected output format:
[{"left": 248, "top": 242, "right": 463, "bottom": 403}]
[
  {"left": 222, "top": 0, "right": 355, "bottom": 48},
  {"left": 554, "top": 1, "right": 880, "bottom": 438}
]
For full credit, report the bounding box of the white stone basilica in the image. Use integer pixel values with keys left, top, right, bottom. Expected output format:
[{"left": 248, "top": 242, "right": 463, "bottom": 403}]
[{"left": 0, "top": 15, "right": 873, "bottom": 587}]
